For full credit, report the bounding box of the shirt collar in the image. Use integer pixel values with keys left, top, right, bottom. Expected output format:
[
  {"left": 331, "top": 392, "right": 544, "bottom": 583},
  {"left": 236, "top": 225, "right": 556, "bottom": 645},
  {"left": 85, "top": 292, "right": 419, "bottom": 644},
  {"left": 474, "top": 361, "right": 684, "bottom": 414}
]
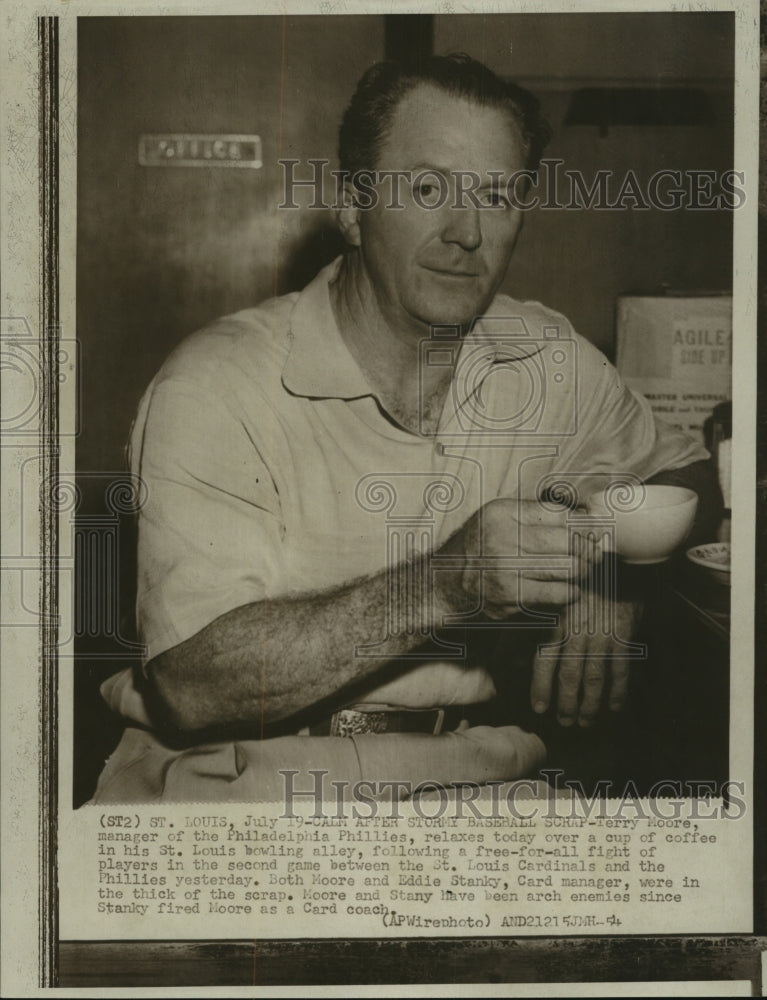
[
  {"left": 282, "top": 255, "right": 545, "bottom": 405},
  {"left": 282, "top": 256, "right": 372, "bottom": 400}
]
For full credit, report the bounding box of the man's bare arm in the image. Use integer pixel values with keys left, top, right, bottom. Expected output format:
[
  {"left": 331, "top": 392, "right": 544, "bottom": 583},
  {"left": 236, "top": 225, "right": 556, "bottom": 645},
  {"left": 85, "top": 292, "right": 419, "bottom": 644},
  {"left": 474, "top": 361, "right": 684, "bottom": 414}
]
[
  {"left": 146, "top": 559, "right": 444, "bottom": 733},
  {"left": 145, "top": 499, "right": 597, "bottom": 733}
]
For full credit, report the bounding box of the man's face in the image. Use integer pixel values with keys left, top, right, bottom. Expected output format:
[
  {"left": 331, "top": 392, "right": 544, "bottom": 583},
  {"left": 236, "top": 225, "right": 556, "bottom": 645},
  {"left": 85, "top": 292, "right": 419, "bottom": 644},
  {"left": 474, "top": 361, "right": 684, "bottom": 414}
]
[{"left": 355, "top": 83, "right": 527, "bottom": 333}]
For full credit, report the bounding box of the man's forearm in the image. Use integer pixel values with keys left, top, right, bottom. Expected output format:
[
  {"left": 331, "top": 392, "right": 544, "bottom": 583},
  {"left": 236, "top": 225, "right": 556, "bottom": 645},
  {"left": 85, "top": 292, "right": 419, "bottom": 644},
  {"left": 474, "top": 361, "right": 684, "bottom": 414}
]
[
  {"left": 145, "top": 553, "right": 454, "bottom": 733},
  {"left": 144, "top": 495, "right": 597, "bottom": 733}
]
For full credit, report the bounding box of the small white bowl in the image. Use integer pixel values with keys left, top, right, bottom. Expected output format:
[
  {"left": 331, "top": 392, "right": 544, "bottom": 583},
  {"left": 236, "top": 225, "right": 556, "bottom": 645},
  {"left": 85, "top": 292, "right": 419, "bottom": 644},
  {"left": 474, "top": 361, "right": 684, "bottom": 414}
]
[
  {"left": 686, "top": 542, "right": 731, "bottom": 583},
  {"left": 587, "top": 485, "right": 698, "bottom": 564}
]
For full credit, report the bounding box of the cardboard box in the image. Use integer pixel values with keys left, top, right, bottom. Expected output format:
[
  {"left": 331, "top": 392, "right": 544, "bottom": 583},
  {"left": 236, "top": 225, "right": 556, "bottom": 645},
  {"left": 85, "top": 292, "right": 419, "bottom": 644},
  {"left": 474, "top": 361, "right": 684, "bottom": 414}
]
[{"left": 615, "top": 292, "right": 732, "bottom": 445}]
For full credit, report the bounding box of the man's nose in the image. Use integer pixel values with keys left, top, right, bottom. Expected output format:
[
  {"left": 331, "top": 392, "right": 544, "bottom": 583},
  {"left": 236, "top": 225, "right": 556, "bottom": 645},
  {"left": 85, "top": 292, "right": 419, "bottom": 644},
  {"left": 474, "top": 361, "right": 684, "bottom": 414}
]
[{"left": 440, "top": 206, "right": 482, "bottom": 251}]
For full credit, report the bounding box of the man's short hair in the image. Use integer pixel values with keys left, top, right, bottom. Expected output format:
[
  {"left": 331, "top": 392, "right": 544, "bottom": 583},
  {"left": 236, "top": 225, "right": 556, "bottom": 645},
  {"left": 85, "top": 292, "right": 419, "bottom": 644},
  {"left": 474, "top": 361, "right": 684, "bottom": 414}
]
[{"left": 338, "top": 52, "right": 551, "bottom": 183}]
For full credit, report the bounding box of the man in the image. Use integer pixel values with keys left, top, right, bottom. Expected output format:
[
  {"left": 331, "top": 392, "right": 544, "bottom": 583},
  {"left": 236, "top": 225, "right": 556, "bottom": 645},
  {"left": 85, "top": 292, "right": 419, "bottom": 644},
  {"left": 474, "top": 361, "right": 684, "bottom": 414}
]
[{"left": 92, "top": 54, "right": 718, "bottom": 804}]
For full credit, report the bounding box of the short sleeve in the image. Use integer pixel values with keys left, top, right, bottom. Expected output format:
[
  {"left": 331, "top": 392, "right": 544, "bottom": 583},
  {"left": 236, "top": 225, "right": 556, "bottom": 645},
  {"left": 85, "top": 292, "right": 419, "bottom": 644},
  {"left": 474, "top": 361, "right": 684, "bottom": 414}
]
[
  {"left": 131, "top": 377, "right": 284, "bottom": 662},
  {"left": 559, "top": 335, "right": 710, "bottom": 484}
]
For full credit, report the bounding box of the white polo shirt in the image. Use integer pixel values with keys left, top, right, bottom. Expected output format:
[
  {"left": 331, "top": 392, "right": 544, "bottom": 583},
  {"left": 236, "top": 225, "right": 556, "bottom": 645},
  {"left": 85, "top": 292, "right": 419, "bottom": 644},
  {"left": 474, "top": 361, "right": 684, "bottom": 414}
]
[{"left": 104, "top": 257, "right": 708, "bottom": 723}]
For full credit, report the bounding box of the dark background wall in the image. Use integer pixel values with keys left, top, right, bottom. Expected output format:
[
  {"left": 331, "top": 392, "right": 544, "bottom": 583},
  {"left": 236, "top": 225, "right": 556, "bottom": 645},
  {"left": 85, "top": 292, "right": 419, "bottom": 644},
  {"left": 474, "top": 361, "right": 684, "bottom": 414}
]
[
  {"left": 435, "top": 13, "right": 734, "bottom": 350},
  {"left": 77, "top": 15, "right": 384, "bottom": 483},
  {"left": 74, "top": 12, "right": 735, "bottom": 805}
]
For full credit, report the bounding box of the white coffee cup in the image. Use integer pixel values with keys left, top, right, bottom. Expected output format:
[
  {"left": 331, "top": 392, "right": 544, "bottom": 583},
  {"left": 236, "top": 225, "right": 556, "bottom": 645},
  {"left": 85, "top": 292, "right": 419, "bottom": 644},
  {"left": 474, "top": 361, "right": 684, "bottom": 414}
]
[{"left": 587, "top": 484, "right": 698, "bottom": 564}]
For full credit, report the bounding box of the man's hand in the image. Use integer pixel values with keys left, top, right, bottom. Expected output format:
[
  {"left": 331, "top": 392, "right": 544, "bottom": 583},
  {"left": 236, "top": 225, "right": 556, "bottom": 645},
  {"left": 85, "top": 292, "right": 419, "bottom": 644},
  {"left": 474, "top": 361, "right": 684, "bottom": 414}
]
[
  {"left": 530, "top": 595, "right": 643, "bottom": 727},
  {"left": 440, "top": 497, "right": 602, "bottom": 616}
]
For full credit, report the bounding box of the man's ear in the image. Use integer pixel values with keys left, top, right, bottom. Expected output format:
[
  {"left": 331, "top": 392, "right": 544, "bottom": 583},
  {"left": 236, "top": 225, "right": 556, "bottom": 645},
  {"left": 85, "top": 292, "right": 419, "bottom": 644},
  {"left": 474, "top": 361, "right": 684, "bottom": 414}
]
[{"left": 336, "top": 181, "right": 362, "bottom": 247}]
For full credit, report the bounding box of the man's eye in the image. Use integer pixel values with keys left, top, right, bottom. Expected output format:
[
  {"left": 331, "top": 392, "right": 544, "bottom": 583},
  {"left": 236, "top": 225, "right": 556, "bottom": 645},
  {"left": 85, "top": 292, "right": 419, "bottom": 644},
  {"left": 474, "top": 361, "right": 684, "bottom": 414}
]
[
  {"left": 413, "top": 182, "right": 443, "bottom": 206},
  {"left": 481, "top": 191, "right": 509, "bottom": 208}
]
